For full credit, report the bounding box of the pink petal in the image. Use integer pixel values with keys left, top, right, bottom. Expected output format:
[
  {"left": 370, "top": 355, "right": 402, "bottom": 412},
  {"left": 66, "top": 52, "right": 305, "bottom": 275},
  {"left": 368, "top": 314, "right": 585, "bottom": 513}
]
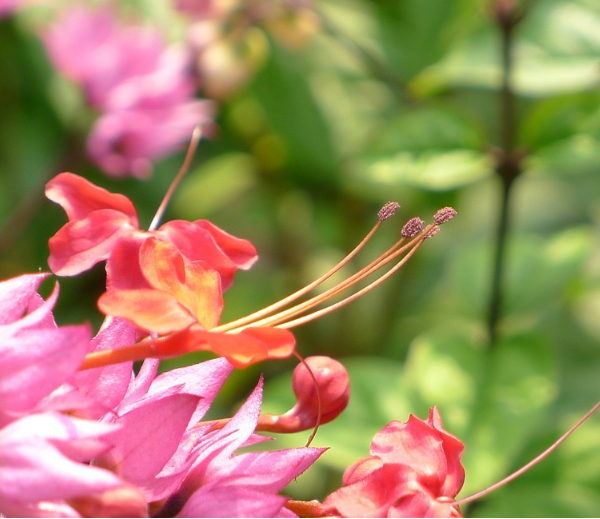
[
  {"left": 0, "top": 439, "right": 120, "bottom": 503},
  {"left": 1, "top": 280, "right": 59, "bottom": 332},
  {"left": 102, "top": 393, "right": 200, "bottom": 485},
  {"left": 2, "top": 412, "right": 116, "bottom": 460},
  {"left": 209, "top": 447, "right": 325, "bottom": 493},
  {"left": 0, "top": 273, "right": 49, "bottom": 325},
  {"left": 178, "top": 485, "right": 289, "bottom": 518},
  {"left": 87, "top": 101, "right": 211, "bottom": 179},
  {"left": 72, "top": 318, "right": 137, "bottom": 419},
  {"left": 371, "top": 417, "right": 447, "bottom": 490},
  {"left": 119, "top": 358, "right": 160, "bottom": 408},
  {"left": 105, "top": 233, "right": 149, "bottom": 291},
  {"left": 0, "top": 414, "right": 121, "bottom": 503},
  {"left": 0, "top": 324, "right": 91, "bottom": 413},
  {"left": 324, "top": 464, "right": 416, "bottom": 518},
  {"left": 144, "top": 358, "right": 233, "bottom": 424},
  {"left": 427, "top": 407, "right": 466, "bottom": 498}
]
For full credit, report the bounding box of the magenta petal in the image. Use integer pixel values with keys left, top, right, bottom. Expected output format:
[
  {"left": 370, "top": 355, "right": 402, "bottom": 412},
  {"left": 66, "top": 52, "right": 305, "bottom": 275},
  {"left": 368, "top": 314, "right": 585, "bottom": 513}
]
[
  {"left": 210, "top": 447, "right": 325, "bottom": 494},
  {"left": 145, "top": 358, "right": 233, "bottom": 423},
  {"left": 0, "top": 439, "right": 120, "bottom": 503},
  {"left": 0, "top": 273, "right": 49, "bottom": 325},
  {"left": 0, "top": 414, "right": 121, "bottom": 503},
  {"left": 104, "top": 393, "right": 200, "bottom": 485},
  {"left": 178, "top": 486, "right": 289, "bottom": 518},
  {"left": 119, "top": 358, "right": 160, "bottom": 408},
  {"left": 0, "top": 324, "right": 91, "bottom": 414},
  {"left": 8, "top": 281, "right": 59, "bottom": 332},
  {"left": 72, "top": 318, "right": 137, "bottom": 419},
  {"left": 2, "top": 412, "right": 116, "bottom": 460},
  {"left": 207, "top": 377, "right": 263, "bottom": 456}
]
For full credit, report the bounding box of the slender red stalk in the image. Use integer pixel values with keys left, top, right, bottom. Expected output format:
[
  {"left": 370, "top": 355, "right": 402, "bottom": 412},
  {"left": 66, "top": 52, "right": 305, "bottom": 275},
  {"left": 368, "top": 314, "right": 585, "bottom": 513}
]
[{"left": 447, "top": 398, "right": 600, "bottom": 507}]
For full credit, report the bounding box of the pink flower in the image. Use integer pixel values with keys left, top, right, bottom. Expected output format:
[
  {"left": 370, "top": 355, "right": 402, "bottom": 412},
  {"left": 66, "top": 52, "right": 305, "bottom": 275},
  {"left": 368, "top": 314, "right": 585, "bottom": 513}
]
[
  {"left": 0, "top": 273, "right": 91, "bottom": 423},
  {"left": 0, "top": 412, "right": 124, "bottom": 517},
  {"left": 87, "top": 99, "right": 211, "bottom": 179},
  {"left": 43, "top": 5, "right": 213, "bottom": 178},
  {"left": 155, "top": 377, "right": 325, "bottom": 517},
  {"left": 322, "top": 407, "right": 465, "bottom": 518},
  {"left": 95, "top": 357, "right": 234, "bottom": 500}
]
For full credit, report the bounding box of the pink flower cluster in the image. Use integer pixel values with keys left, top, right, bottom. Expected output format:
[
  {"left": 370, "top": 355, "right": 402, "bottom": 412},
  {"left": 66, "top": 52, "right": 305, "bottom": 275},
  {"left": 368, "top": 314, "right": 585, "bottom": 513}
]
[
  {"left": 43, "top": 5, "right": 213, "bottom": 178},
  {"left": 322, "top": 407, "right": 465, "bottom": 517},
  {"left": 0, "top": 273, "right": 324, "bottom": 516}
]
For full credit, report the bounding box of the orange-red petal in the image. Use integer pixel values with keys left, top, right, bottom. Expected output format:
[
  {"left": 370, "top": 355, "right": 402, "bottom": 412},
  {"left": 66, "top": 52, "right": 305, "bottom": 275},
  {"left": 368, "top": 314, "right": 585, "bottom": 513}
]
[
  {"left": 154, "top": 326, "right": 296, "bottom": 368},
  {"left": 139, "top": 238, "right": 223, "bottom": 328},
  {"left": 98, "top": 288, "right": 196, "bottom": 334}
]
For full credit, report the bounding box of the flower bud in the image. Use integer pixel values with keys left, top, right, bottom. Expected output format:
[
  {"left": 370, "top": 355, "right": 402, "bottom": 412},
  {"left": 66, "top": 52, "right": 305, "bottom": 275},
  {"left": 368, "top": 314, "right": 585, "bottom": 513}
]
[
  {"left": 257, "top": 356, "right": 350, "bottom": 433},
  {"left": 289, "top": 355, "right": 350, "bottom": 428}
]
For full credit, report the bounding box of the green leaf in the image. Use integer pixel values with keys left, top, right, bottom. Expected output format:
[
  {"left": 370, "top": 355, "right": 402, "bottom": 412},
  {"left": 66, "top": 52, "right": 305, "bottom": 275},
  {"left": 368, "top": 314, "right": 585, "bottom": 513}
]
[
  {"left": 417, "top": 0, "right": 600, "bottom": 97},
  {"left": 353, "top": 106, "right": 491, "bottom": 191},
  {"left": 471, "top": 483, "right": 600, "bottom": 518},
  {"left": 402, "top": 329, "right": 487, "bottom": 437}
]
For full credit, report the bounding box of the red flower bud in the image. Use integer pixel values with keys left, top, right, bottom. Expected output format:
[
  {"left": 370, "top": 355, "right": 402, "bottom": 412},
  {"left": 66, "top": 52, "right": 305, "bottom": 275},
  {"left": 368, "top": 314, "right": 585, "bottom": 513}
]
[
  {"left": 290, "top": 356, "right": 350, "bottom": 427},
  {"left": 257, "top": 356, "right": 350, "bottom": 434}
]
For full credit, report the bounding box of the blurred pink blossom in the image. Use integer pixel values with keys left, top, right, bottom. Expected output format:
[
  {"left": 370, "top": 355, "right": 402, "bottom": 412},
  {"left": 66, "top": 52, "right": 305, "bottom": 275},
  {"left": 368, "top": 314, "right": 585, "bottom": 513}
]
[{"left": 44, "top": 5, "right": 213, "bottom": 178}]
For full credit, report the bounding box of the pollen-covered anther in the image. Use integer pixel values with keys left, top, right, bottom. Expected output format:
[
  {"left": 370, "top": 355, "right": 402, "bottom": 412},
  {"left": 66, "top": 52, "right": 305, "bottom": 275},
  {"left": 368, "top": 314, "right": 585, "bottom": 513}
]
[
  {"left": 425, "top": 225, "right": 441, "bottom": 239},
  {"left": 433, "top": 206, "right": 457, "bottom": 225},
  {"left": 378, "top": 202, "right": 401, "bottom": 221},
  {"left": 401, "top": 217, "right": 424, "bottom": 238}
]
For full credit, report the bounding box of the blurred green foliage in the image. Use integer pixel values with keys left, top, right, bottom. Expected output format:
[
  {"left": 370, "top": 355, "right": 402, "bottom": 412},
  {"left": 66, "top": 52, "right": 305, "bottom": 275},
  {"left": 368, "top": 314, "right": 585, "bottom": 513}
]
[{"left": 2, "top": 0, "right": 600, "bottom": 516}]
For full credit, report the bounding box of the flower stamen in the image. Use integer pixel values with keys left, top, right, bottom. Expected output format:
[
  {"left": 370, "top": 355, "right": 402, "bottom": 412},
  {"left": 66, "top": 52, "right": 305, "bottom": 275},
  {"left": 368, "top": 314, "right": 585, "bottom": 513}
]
[
  {"left": 79, "top": 205, "right": 455, "bottom": 371},
  {"left": 212, "top": 202, "right": 400, "bottom": 333}
]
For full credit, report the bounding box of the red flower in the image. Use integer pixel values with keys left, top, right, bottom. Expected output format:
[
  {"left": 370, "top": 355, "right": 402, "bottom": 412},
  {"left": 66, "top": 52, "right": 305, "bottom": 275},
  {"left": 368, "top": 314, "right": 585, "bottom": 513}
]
[
  {"left": 322, "top": 407, "right": 465, "bottom": 518},
  {"left": 46, "top": 173, "right": 291, "bottom": 368},
  {"left": 46, "top": 172, "right": 257, "bottom": 291},
  {"left": 98, "top": 237, "right": 295, "bottom": 368}
]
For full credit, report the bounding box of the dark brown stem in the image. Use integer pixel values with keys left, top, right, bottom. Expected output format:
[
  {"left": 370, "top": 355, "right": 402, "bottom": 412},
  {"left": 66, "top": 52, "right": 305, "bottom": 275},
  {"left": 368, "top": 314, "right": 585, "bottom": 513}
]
[{"left": 487, "top": 0, "right": 525, "bottom": 346}]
